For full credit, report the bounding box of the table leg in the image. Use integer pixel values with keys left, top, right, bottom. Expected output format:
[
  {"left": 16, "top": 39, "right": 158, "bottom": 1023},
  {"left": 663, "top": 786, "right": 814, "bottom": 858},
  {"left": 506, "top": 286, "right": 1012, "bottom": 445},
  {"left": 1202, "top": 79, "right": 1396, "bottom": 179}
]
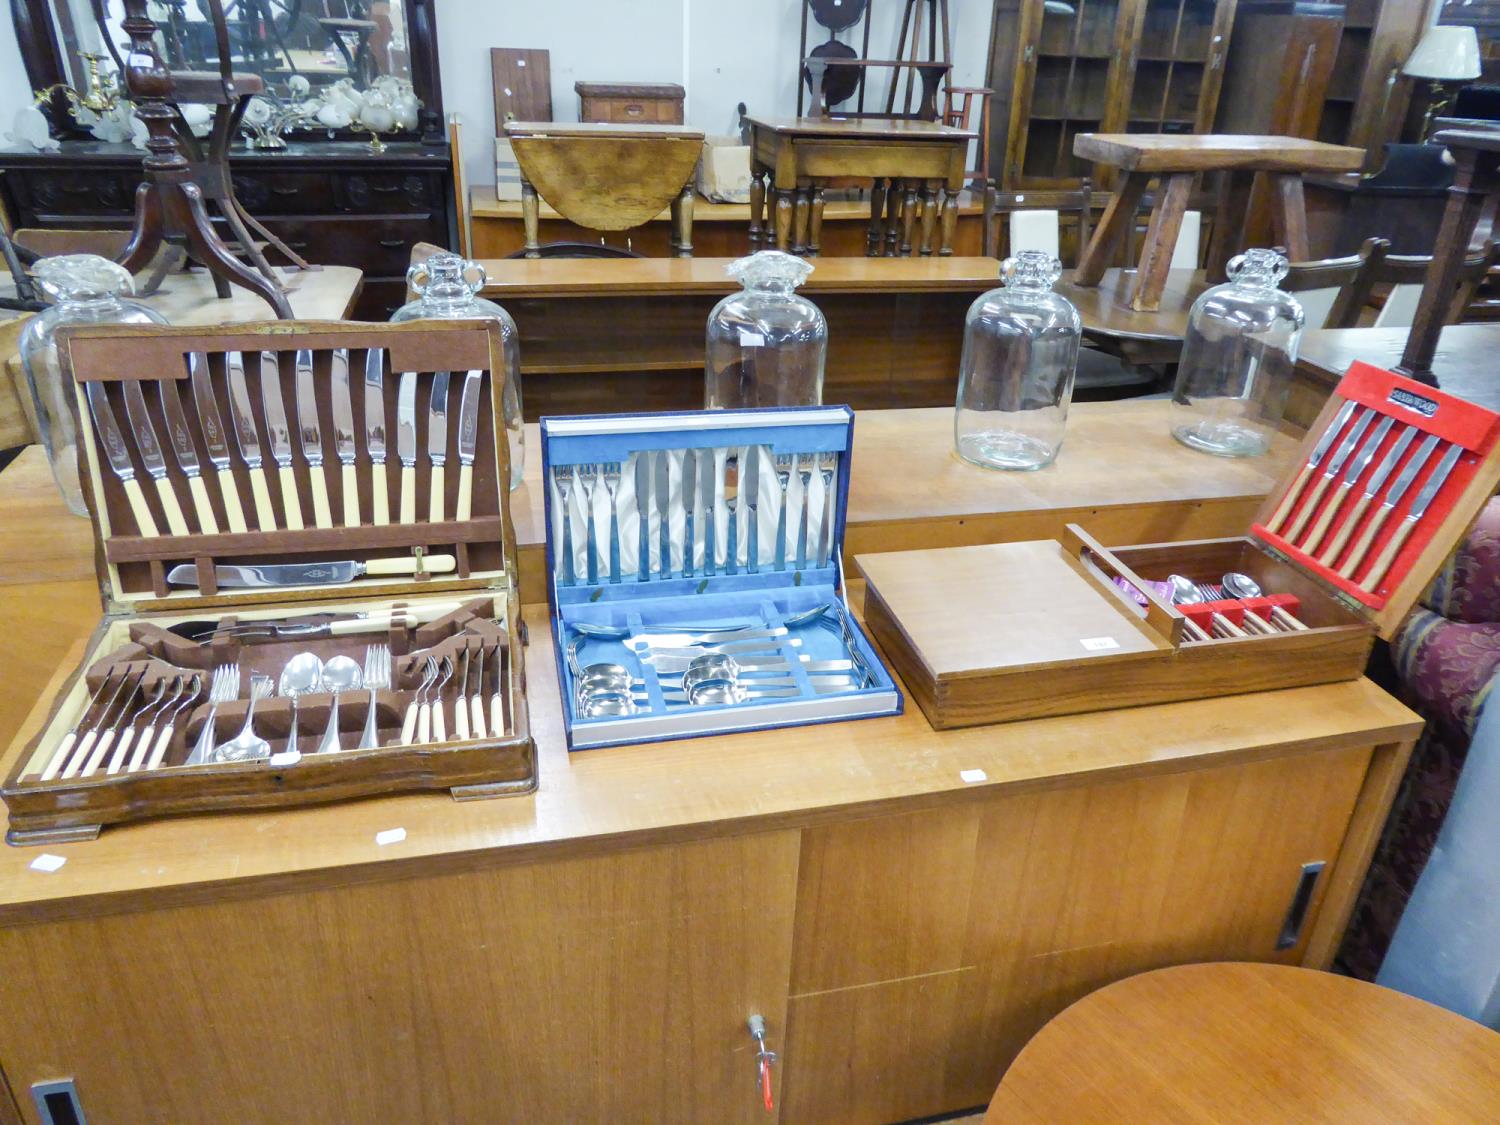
[
  {"left": 1074, "top": 171, "right": 1149, "bottom": 287},
  {"left": 885, "top": 181, "right": 902, "bottom": 257},
  {"left": 520, "top": 176, "right": 541, "bottom": 259},
  {"left": 901, "top": 180, "right": 919, "bottom": 256},
  {"left": 1128, "top": 171, "right": 1193, "bottom": 314},
  {"left": 919, "top": 179, "right": 939, "bottom": 256},
  {"left": 1399, "top": 147, "right": 1494, "bottom": 385},
  {"left": 672, "top": 184, "right": 694, "bottom": 258},
  {"left": 793, "top": 179, "right": 812, "bottom": 254},
  {"left": 749, "top": 167, "right": 766, "bottom": 249},
  {"left": 940, "top": 184, "right": 959, "bottom": 256},
  {"left": 774, "top": 189, "right": 794, "bottom": 252},
  {"left": 1206, "top": 169, "right": 1254, "bottom": 282},
  {"left": 1268, "top": 173, "right": 1310, "bottom": 263},
  {"left": 868, "top": 178, "right": 887, "bottom": 256},
  {"left": 809, "top": 184, "right": 825, "bottom": 257}
]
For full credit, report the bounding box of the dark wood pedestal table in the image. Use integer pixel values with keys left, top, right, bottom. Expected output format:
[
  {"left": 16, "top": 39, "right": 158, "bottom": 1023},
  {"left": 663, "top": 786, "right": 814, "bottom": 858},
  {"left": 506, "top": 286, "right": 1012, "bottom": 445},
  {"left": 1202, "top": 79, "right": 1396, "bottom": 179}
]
[
  {"left": 1071, "top": 134, "right": 1365, "bottom": 313},
  {"left": 744, "top": 116, "right": 974, "bottom": 257}
]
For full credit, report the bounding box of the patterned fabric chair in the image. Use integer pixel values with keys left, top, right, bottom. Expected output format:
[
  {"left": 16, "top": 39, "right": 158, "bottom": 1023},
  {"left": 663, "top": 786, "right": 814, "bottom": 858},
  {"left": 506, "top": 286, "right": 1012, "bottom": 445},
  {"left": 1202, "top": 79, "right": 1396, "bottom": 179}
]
[{"left": 1338, "top": 497, "right": 1500, "bottom": 980}]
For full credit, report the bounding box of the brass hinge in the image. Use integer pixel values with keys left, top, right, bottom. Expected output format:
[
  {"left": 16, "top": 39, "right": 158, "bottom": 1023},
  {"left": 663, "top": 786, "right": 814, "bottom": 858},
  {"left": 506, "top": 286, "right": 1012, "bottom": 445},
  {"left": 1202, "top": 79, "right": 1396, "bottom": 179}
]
[{"left": 1256, "top": 540, "right": 1367, "bottom": 616}]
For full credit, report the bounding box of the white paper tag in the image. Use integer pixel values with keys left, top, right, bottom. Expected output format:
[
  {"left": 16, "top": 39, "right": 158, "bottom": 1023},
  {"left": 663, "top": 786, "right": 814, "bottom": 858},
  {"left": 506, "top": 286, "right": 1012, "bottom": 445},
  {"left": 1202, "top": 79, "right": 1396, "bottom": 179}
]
[
  {"left": 960, "top": 768, "right": 988, "bottom": 784},
  {"left": 739, "top": 330, "right": 765, "bottom": 347},
  {"left": 375, "top": 827, "right": 407, "bottom": 846},
  {"left": 268, "top": 750, "right": 302, "bottom": 767},
  {"left": 1080, "top": 636, "right": 1120, "bottom": 651},
  {"left": 30, "top": 853, "right": 66, "bottom": 873}
]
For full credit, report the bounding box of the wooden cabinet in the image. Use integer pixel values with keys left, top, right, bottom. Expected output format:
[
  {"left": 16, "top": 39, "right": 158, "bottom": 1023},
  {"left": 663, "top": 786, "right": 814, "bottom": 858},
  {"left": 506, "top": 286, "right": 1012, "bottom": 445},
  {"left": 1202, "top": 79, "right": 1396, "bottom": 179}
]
[
  {"left": 986, "top": 0, "right": 1239, "bottom": 189},
  {"left": 576, "top": 82, "right": 686, "bottom": 125},
  {"left": 1315, "top": 0, "right": 1429, "bottom": 171}
]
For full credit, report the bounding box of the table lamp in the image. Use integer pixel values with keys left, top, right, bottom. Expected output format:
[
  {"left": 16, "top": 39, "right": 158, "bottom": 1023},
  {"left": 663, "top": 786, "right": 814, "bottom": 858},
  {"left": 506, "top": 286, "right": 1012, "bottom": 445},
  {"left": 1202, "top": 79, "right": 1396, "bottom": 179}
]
[{"left": 1404, "top": 25, "right": 1482, "bottom": 137}]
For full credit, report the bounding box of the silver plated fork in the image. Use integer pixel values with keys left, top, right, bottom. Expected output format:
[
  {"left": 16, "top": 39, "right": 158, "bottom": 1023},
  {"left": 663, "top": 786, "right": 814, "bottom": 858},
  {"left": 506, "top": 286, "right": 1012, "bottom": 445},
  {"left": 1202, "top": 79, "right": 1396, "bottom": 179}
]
[
  {"left": 816, "top": 451, "right": 838, "bottom": 567},
  {"left": 187, "top": 664, "right": 239, "bottom": 766},
  {"left": 358, "top": 644, "right": 390, "bottom": 750},
  {"left": 578, "top": 464, "right": 599, "bottom": 584},
  {"left": 796, "top": 456, "right": 815, "bottom": 568},
  {"left": 557, "top": 466, "right": 576, "bottom": 585},
  {"left": 601, "top": 462, "right": 622, "bottom": 583},
  {"left": 773, "top": 453, "right": 795, "bottom": 570}
]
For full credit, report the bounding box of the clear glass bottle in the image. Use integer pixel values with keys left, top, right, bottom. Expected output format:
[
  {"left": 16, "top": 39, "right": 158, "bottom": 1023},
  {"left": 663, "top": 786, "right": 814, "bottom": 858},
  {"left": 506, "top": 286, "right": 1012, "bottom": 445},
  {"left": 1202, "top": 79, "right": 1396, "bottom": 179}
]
[
  {"left": 1170, "top": 248, "right": 1305, "bottom": 458},
  {"left": 391, "top": 252, "right": 525, "bottom": 490},
  {"left": 19, "top": 255, "right": 169, "bottom": 516},
  {"left": 705, "top": 250, "right": 827, "bottom": 408},
  {"left": 954, "top": 250, "right": 1080, "bottom": 471}
]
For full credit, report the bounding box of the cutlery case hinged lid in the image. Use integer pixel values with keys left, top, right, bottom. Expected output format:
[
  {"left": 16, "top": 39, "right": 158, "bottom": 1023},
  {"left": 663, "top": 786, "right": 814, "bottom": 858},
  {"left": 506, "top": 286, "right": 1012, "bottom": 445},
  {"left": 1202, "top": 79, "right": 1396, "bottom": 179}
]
[
  {"left": 540, "top": 406, "right": 902, "bottom": 750},
  {"left": 57, "top": 319, "right": 519, "bottom": 618},
  {"left": 1245, "top": 362, "right": 1500, "bottom": 641}
]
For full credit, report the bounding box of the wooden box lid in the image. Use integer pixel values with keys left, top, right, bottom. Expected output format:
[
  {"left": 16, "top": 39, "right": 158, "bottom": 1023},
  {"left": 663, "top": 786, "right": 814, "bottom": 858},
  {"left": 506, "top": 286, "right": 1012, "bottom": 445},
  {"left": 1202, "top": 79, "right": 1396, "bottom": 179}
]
[{"left": 574, "top": 82, "right": 685, "bottom": 99}]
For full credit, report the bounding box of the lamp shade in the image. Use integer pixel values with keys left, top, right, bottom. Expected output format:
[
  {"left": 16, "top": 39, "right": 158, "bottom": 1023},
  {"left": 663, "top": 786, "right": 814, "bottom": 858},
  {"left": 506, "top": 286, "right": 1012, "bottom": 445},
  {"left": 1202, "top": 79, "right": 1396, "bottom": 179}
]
[{"left": 1404, "top": 25, "right": 1482, "bottom": 82}]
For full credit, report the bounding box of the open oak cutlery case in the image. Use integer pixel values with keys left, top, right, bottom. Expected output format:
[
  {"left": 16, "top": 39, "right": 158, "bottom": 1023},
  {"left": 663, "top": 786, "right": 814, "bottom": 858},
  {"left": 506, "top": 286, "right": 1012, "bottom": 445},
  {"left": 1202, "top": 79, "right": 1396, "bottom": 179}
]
[
  {"left": 860, "top": 365, "right": 1500, "bottom": 730},
  {"left": 3, "top": 320, "right": 535, "bottom": 844}
]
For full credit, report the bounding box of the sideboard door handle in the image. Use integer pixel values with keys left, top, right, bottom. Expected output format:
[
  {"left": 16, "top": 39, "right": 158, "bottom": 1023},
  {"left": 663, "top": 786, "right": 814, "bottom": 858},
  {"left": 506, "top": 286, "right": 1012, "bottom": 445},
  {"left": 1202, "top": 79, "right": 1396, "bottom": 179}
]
[
  {"left": 378, "top": 238, "right": 407, "bottom": 248},
  {"left": 1276, "top": 860, "right": 1326, "bottom": 950}
]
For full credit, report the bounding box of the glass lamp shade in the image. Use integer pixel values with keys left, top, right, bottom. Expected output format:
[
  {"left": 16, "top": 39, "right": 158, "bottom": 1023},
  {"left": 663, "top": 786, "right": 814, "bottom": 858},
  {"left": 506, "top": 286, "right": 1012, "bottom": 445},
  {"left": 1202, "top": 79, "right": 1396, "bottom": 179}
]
[{"left": 1403, "top": 26, "right": 1482, "bottom": 82}]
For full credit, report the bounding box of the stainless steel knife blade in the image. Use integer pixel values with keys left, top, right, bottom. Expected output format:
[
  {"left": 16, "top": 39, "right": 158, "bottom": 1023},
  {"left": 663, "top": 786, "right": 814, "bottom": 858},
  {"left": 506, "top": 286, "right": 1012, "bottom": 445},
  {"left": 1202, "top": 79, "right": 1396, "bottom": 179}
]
[
  {"left": 699, "top": 444, "right": 717, "bottom": 574},
  {"left": 156, "top": 376, "right": 200, "bottom": 475},
  {"left": 1323, "top": 405, "right": 1375, "bottom": 478},
  {"left": 427, "top": 371, "right": 451, "bottom": 465},
  {"left": 1343, "top": 415, "right": 1395, "bottom": 484},
  {"left": 86, "top": 382, "right": 137, "bottom": 481},
  {"left": 743, "top": 445, "right": 761, "bottom": 574},
  {"left": 294, "top": 348, "right": 323, "bottom": 466},
  {"left": 1307, "top": 399, "right": 1358, "bottom": 469},
  {"left": 260, "top": 351, "right": 293, "bottom": 468},
  {"left": 1382, "top": 433, "right": 1441, "bottom": 509},
  {"left": 224, "top": 351, "right": 262, "bottom": 467},
  {"left": 635, "top": 449, "right": 653, "bottom": 579},
  {"left": 119, "top": 380, "right": 168, "bottom": 481},
  {"left": 364, "top": 348, "right": 387, "bottom": 465},
  {"left": 168, "top": 561, "right": 367, "bottom": 588},
  {"left": 681, "top": 449, "right": 697, "bottom": 578},
  {"left": 1407, "top": 442, "right": 1463, "bottom": 519},
  {"left": 1362, "top": 424, "right": 1418, "bottom": 499},
  {"left": 396, "top": 371, "right": 417, "bottom": 467},
  {"left": 329, "top": 347, "right": 355, "bottom": 465},
  {"left": 655, "top": 445, "right": 672, "bottom": 576},
  {"left": 187, "top": 352, "right": 230, "bottom": 471},
  {"left": 456, "top": 369, "right": 482, "bottom": 468}
]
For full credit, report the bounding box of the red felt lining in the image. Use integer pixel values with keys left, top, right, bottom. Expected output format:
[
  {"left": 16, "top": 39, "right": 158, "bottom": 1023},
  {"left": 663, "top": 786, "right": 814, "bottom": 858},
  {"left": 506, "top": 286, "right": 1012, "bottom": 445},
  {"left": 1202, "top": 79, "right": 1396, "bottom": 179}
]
[
  {"left": 1253, "top": 364, "right": 1499, "bottom": 609},
  {"left": 1180, "top": 594, "right": 1300, "bottom": 629}
]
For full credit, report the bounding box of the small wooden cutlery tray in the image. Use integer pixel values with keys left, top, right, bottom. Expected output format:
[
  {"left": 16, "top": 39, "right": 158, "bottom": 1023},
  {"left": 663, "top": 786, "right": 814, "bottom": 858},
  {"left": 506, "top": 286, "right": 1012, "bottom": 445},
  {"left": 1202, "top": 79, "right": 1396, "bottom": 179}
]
[{"left": 2, "top": 320, "right": 535, "bottom": 844}]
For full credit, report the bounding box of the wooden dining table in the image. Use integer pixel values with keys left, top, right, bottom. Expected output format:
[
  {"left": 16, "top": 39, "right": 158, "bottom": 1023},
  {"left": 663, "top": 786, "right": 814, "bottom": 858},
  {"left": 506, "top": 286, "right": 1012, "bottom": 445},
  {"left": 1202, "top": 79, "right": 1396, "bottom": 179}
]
[{"left": 1054, "top": 266, "right": 1210, "bottom": 366}]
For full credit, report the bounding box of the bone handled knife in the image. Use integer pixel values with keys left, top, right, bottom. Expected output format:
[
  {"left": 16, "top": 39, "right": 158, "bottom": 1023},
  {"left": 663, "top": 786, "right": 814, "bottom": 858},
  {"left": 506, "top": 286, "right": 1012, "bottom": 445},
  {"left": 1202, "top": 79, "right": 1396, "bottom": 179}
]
[
  {"left": 396, "top": 371, "right": 418, "bottom": 524},
  {"left": 1302, "top": 414, "right": 1395, "bottom": 556},
  {"left": 1266, "top": 398, "right": 1356, "bottom": 535},
  {"left": 327, "top": 347, "right": 360, "bottom": 526},
  {"left": 455, "top": 368, "right": 483, "bottom": 521},
  {"left": 1318, "top": 423, "right": 1417, "bottom": 568},
  {"left": 86, "top": 382, "right": 159, "bottom": 537},
  {"left": 188, "top": 352, "right": 246, "bottom": 533},
  {"left": 259, "top": 350, "right": 304, "bottom": 530},
  {"left": 1285, "top": 405, "right": 1375, "bottom": 545},
  {"left": 295, "top": 348, "right": 333, "bottom": 529},
  {"left": 157, "top": 371, "right": 218, "bottom": 534},
  {"left": 167, "top": 554, "right": 458, "bottom": 588},
  {"left": 1361, "top": 441, "right": 1464, "bottom": 591},
  {"left": 225, "top": 351, "right": 275, "bottom": 531},
  {"left": 428, "top": 371, "right": 451, "bottom": 522},
  {"left": 1339, "top": 432, "right": 1441, "bottom": 581},
  {"left": 365, "top": 348, "right": 389, "bottom": 526},
  {"left": 120, "top": 379, "right": 190, "bottom": 536}
]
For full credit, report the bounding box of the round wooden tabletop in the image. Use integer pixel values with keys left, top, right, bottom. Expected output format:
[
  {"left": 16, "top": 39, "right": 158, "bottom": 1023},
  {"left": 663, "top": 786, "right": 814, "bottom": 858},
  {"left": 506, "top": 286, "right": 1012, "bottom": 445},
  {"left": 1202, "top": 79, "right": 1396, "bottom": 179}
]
[
  {"left": 984, "top": 962, "right": 1500, "bottom": 1124},
  {"left": 1056, "top": 267, "right": 1209, "bottom": 343}
]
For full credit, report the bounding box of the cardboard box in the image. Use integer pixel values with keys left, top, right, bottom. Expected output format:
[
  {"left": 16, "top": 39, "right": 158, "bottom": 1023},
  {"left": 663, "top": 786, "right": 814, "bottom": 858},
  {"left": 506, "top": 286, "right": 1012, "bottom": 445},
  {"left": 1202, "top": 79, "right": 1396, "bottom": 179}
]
[{"left": 697, "top": 135, "right": 751, "bottom": 203}]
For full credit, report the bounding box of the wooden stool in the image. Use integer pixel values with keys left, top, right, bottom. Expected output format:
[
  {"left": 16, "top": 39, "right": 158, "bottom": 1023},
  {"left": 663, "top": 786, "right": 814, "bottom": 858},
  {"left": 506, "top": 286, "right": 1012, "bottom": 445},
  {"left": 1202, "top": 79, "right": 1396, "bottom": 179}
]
[{"left": 1072, "top": 135, "right": 1364, "bottom": 314}]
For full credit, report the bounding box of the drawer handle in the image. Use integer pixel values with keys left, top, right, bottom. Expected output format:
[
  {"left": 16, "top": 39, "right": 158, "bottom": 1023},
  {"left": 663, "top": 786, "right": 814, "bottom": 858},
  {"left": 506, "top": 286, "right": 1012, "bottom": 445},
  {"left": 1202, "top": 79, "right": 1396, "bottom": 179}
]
[
  {"left": 747, "top": 1015, "right": 776, "bottom": 1113},
  {"left": 372, "top": 183, "right": 402, "bottom": 192},
  {"left": 271, "top": 185, "right": 302, "bottom": 196},
  {"left": 624, "top": 103, "right": 645, "bottom": 116},
  {"left": 1276, "top": 860, "right": 1326, "bottom": 950},
  {"left": 378, "top": 238, "right": 407, "bottom": 249}
]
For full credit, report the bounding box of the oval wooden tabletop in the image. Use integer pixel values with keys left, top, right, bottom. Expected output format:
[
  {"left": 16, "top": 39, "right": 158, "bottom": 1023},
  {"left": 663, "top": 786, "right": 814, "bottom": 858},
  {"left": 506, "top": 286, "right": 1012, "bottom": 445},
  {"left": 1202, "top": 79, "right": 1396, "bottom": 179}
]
[{"left": 984, "top": 962, "right": 1500, "bottom": 1124}]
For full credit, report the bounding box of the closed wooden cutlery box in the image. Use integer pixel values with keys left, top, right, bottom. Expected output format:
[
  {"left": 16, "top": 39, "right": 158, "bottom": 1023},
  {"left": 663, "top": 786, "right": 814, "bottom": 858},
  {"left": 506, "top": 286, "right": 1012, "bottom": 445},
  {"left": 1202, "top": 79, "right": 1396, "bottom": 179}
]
[
  {"left": 2, "top": 320, "right": 535, "bottom": 844},
  {"left": 859, "top": 364, "right": 1500, "bottom": 729}
]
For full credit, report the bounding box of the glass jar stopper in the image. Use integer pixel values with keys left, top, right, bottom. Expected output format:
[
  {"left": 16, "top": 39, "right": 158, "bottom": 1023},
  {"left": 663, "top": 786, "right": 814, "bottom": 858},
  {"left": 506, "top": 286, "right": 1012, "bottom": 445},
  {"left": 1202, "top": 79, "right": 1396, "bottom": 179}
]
[
  {"left": 1001, "top": 249, "right": 1063, "bottom": 292},
  {"left": 33, "top": 254, "right": 135, "bottom": 304},
  {"left": 1225, "top": 248, "right": 1290, "bottom": 287},
  {"left": 407, "top": 252, "right": 486, "bottom": 300},
  {"left": 726, "top": 249, "right": 814, "bottom": 291}
]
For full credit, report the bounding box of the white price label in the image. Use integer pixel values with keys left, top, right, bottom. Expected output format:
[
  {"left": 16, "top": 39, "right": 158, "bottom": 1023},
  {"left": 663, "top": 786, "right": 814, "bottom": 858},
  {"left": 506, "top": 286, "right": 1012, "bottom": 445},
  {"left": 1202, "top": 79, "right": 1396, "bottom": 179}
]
[
  {"left": 375, "top": 827, "right": 407, "bottom": 846},
  {"left": 30, "top": 853, "right": 66, "bottom": 873},
  {"left": 268, "top": 750, "right": 302, "bottom": 768},
  {"left": 739, "top": 331, "right": 766, "bottom": 347},
  {"left": 960, "top": 768, "right": 988, "bottom": 784},
  {"left": 1080, "top": 636, "right": 1120, "bottom": 651}
]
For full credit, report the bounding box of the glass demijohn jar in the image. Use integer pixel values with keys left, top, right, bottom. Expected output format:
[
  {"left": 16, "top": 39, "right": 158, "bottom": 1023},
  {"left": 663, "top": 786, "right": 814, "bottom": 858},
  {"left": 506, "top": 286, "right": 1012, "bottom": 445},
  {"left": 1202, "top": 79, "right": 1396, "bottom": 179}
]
[
  {"left": 954, "top": 250, "right": 1080, "bottom": 471},
  {"left": 1170, "top": 248, "right": 1305, "bottom": 458},
  {"left": 19, "top": 255, "right": 169, "bottom": 516},
  {"left": 391, "top": 252, "right": 525, "bottom": 489},
  {"left": 705, "top": 250, "right": 827, "bottom": 408}
]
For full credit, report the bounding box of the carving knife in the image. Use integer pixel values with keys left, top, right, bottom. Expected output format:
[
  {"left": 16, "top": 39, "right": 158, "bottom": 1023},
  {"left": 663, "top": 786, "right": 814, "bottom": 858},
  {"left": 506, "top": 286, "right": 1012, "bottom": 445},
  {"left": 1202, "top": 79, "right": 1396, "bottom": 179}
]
[
  {"left": 295, "top": 348, "right": 333, "bottom": 529},
  {"left": 682, "top": 448, "right": 697, "bottom": 578},
  {"left": 259, "top": 351, "right": 304, "bottom": 530},
  {"left": 655, "top": 444, "right": 672, "bottom": 577},
  {"left": 365, "top": 348, "right": 389, "bottom": 526},
  {"left": 1284, "top": 405, "right": 1374, "bottom": 544},
  {"left": 167, "top": 554, "right": 457, "bottom": 588},
  {"left": 225, "top": 351, "right": 276, "bottom": 531},
  {"left": 428, "top": 371, "right": 451, "bottom": 522},
  {"left": 158, "top": 373, "right": 219, "bottom": 534},
  {"left": 120, "top": 378, "right": 190, "bottom": 536},
  {"left": 1302, "top": 414, "right": 1395, "bottom": 556},
  {"left": 1360, "top": 440, "right": 1463, "bottom": 590},
  {"left": 85, "top": 382, "right": 159, "bottom": 537},
  {"left": 1339, "top": 432, "right": 1441, "bottom": 581},
  {"left": 1318, "top": 422, "right": 1418, "bottom": 568},
  {"left": 699, "top": 444, "right": 717, "bottom": 576},
  {"left": 329, "top": 347, "right": 360, "bottom": 526},
  {"left": 455, "top": 368, "right": 483, "bottom": 521},
  {"left": 744, "top": 446, "right": 762, "bottom": 574},
  {"left": 396, "top": 371, "right": 418, "bottom": 523},
  {"left": 1266, "top": 398, "right": 1358, "bottom": 535},
  {"left": 188, "top": 352, "right": 246, "bottom": 533},
  {"left": 635, "top": 449, "right": 653, "bottom": 580}
]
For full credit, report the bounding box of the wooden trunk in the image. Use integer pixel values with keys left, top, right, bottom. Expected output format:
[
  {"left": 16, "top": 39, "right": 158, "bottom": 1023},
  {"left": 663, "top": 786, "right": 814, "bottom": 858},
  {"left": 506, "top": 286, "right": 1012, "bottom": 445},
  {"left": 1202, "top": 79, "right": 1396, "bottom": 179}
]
[{"left": 576, "top": 81, "right": 686, "bottom": 125}]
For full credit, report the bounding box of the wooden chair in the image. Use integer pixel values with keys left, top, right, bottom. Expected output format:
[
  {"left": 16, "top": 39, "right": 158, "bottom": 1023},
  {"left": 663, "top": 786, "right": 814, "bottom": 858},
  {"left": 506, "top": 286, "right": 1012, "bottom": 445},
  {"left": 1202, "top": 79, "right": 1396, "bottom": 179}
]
[
  {"left": 1360, "top": 241, "right": 1500, "bottom": 329},
  {"left": 1284, "top": 237, "right": 1390, "bottom": 329},
  {"left": 983, "top": 181, "right": 1093, "bottom": 266}
]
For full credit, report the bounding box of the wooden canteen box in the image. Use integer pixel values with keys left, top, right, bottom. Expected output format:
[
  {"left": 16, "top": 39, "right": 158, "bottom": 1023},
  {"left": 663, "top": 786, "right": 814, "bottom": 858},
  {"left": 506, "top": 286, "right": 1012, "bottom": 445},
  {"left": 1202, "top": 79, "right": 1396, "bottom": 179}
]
[
  {"left": 859, "top": 364, "right": 1500, "bottom": 729},
  {"left": 2, "top": 320, "right": 535, "bottom": 844}
]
